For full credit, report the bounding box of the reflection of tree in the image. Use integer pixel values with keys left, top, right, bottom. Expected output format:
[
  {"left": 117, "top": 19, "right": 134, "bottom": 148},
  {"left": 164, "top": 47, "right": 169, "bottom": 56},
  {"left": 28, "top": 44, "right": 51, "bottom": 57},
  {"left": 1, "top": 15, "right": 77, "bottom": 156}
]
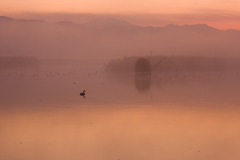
[
  {"left": 135, "top": 72, "right": 151, "bottom": 92},
  {"left": 106, "top": 56, "right": 231, "bottom": 92},
  {"left": 135, "top": 58, "right": 151, "bottom": 92}
]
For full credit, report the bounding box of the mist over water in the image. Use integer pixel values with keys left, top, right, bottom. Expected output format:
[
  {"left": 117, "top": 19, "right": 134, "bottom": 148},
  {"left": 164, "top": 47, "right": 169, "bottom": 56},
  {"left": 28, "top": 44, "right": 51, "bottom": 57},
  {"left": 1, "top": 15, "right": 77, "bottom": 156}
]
[
  {"left": 1, "top": 56, "right": 240, "bottom": 107},
  {"left": 1, "top": 16, "right": 240, "bottom": 160},
  {"left": 1, "top": 57, "right": 240, "bottom": 160}
]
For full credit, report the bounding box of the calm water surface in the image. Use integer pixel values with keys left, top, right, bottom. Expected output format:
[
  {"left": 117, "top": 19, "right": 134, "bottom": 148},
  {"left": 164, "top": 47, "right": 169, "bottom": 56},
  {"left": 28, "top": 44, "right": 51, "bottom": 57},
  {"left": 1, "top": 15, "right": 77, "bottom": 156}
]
[{"left": 1, "top": 64, "right": 240, "bottom": 160}]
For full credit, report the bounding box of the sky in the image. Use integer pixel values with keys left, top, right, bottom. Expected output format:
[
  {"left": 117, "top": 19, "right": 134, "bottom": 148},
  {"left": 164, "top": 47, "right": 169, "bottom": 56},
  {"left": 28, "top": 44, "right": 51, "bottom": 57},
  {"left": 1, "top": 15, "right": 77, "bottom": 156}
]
[
  {"left": 1, "top": 0, "right": 240, "bottom": 29},
  {"left": 1, "top": 0, "right": 240, "bottom": 14}
]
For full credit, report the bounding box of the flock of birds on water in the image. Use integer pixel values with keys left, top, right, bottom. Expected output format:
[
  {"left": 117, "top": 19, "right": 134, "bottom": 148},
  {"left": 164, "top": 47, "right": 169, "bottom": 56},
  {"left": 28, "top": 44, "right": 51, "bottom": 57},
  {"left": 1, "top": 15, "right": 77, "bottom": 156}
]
[
  {"left": 1, "top": 70, "right": 104, "bottom": 99},
  {"left": 2, "top": 68, "right": 240, "bottom": 100}
]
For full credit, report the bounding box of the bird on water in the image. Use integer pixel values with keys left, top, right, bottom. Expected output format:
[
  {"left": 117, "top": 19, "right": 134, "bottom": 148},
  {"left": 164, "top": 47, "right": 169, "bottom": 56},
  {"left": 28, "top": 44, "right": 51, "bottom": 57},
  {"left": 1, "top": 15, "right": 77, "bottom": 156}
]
[{"left": 80, "top": 90, "right": 86, "bottom": 98}]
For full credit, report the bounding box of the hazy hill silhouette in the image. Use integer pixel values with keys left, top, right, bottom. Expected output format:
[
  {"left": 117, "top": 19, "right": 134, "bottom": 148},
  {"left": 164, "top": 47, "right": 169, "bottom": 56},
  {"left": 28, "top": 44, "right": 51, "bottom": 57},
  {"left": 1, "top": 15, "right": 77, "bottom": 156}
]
[
  {"left": 85, "top": 18, "right": 136, "bottom": 28},
  {"left": 0, "top": 16, "right": 240, "bottom": 59},
  {"left": 0, "top": 56, "right": 39, "bottom": 69},
  {"left": 0, "top": 16, "right": 13, "bottom": 21}
]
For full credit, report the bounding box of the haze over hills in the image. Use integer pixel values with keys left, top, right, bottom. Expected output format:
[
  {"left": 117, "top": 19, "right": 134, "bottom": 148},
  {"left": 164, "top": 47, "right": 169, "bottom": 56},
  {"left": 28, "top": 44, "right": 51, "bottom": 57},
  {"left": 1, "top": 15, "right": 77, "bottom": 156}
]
[{"left": 0, "top": 16, "right": 240, "bottom": 59}]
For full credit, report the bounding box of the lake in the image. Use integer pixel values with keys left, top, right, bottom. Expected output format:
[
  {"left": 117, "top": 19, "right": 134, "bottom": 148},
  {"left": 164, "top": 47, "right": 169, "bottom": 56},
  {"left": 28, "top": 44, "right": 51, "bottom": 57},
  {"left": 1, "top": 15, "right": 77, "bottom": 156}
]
[{"left": 1, "top": 61, "right": 240, "bottom": 160}]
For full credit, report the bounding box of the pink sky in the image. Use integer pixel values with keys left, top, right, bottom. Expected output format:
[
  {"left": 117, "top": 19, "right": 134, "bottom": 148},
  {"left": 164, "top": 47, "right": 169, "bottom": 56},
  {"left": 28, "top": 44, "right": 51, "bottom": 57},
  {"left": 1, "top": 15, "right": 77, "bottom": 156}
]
[
  {"left": 1, "top": 0, "right": 240, "bottom": 30},
  {"left": 1, "top": 0, "right": 240, "bottom": 14}
]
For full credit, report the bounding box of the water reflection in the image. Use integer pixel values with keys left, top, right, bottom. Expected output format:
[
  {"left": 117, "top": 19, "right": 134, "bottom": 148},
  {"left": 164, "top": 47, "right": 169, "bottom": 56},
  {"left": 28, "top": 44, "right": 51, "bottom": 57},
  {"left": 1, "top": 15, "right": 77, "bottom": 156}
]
[
  {"left": 135, "top": 72, "right": 151, "bottom": 92},
  {"left": 135, "top": 58, "right": 151, "bottom": 92}
]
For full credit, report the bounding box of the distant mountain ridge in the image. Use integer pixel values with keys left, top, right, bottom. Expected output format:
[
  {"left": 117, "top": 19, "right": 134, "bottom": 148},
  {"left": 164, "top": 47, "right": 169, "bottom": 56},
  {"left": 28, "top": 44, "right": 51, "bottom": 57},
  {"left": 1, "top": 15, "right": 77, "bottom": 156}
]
[
  {"left": 0, "top": 16, "right": 45, "bottom": 23},
  {"left": 0, "top": 16, "right": 240, "bottom": 59},
  {"left": 86, "top": 18, "right": 135, "bottom": 27},
  {"left": 0, "top": 15, "right": 229, "bottom": 31},
  {"left": 0, "top": 16, "right": 13, "bottom": 21}
]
